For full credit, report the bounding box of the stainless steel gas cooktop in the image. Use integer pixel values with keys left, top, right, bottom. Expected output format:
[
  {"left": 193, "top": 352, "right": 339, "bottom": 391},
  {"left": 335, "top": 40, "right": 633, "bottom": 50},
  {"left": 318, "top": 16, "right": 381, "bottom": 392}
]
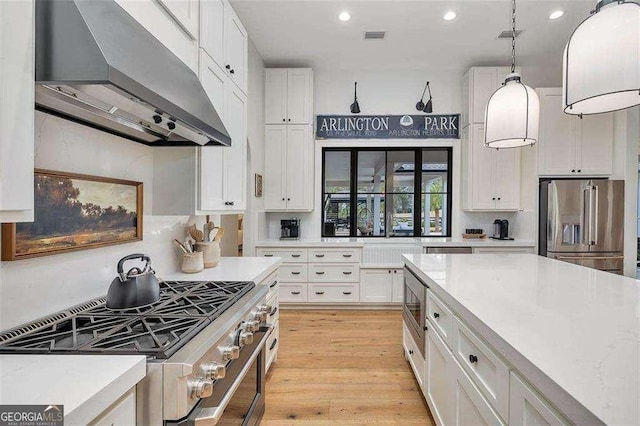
[{"left": 0, "top": 280, "right": 255, "bottom": 359}]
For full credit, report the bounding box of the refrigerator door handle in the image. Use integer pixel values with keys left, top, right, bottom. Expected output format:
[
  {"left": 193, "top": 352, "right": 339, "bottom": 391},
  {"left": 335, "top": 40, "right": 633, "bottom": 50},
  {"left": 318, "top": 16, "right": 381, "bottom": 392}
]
[
  {"left": 581, "top": 187, "right": 591, "bottom": 245},
  {"left": 591, "top": 185, "right": 599, "bottom": 246}
]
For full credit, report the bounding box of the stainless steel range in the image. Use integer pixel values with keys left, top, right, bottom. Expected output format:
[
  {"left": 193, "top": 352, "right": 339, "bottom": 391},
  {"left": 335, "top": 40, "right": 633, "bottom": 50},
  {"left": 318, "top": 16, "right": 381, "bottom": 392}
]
[{"left": 0, "top": 280, "right": 272, "bottom": 425}]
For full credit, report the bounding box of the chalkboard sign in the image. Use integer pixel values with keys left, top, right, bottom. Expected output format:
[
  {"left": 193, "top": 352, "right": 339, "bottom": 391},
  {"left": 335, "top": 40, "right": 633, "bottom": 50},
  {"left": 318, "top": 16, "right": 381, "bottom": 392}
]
[{"left": 316, "top": 114, "right": 460, "bottom": 140}]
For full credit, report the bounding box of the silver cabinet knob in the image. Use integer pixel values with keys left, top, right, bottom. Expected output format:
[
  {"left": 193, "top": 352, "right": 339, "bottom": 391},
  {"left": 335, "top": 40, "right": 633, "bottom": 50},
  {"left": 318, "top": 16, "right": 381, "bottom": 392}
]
[
  {"left": 221, "top": 345, "right": 240, "bottom": 361},
  {"left": 189, "top": 378, "right": 214, "bottom": 399},
  {"left": 244, "top": 320, "right": 260, "bottom": 332},
  {"left": 239, "top": 331, "right": 254, "bottom": 347},
  {"left": 201, "top": 362, "right": 226, "bottom": 380}
]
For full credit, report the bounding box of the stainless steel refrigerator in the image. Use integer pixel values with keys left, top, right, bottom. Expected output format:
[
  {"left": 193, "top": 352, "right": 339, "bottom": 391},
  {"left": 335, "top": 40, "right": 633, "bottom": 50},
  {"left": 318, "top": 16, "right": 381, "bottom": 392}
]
[{"left": 539, "top": 179, "right": 624, "bottom": 274}]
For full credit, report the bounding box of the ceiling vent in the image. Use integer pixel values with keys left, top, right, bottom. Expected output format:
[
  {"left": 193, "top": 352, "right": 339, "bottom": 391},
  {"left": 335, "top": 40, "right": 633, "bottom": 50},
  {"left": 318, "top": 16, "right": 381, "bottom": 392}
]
[
  {"left": 497, "top": 30, "right": 523, "bottom": 39},
  {"left": 364, "top": 31, "right": 386, "bottom": 40}
]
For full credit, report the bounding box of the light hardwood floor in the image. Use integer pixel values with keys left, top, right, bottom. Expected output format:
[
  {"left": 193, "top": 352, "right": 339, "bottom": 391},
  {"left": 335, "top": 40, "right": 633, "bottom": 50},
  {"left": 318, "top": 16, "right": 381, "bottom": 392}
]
[{"left": 263, "top": 310, "right": 435, "bottom": 425}]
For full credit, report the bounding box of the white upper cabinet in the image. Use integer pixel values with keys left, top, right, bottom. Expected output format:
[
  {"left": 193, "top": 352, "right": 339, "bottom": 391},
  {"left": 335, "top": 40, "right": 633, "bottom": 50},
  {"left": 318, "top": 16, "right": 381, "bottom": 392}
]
[
  {"left": 199, "top": 0, "right": 225, "bottom": 67},
  {"left": 224, "top": 4, "right": 248, "bottom": 94},
  {"left": 537, "top": 88, "right": 613, "bottom": 177},
  {"left": 0, "top": 0, "right": 34, "bottom": 222},
  {"left": 462, "top": 124, "right": 522, "bottom": 211},
  {"left": 265, "top": 68, "right": 313, "bottom": 124},
  {"left": 157, "top": 0, "right": 199, "bottom": 40},
  {"left": 115, "top": 0, "right": 198, "bottom": 71},
  {"left": 264, "top": 125, "right": 313, "bottom": 211},
  {"left": 462, "top": 66, "right": 521, "bottom": 127}
]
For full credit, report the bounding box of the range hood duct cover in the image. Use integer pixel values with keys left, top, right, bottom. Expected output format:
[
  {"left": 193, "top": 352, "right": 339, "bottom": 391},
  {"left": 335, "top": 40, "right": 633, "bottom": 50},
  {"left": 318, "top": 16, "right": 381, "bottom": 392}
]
[{"left": 35, "top": 0, "right": 231, "bottom": 147}]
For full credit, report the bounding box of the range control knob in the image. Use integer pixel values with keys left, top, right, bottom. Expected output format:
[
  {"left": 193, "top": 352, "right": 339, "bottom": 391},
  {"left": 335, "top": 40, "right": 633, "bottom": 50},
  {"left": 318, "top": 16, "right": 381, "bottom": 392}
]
[
  {"left": 189, "top": 378, "right": 214, "bottom": 399},
  {"left": 221, "top": 345, "right": 240, "bottom": 361},
  {"left": 201, "top": 362, "right": 226, "bottom": 380},
  {"left": 254, "top": 305, "right": 272, "bottom": 323},
  {"left": 238, "top": 331, "right": 254, "bottom": 347},
  {"left": 244, "top": 319, "right": 260, "bottom": 332}
]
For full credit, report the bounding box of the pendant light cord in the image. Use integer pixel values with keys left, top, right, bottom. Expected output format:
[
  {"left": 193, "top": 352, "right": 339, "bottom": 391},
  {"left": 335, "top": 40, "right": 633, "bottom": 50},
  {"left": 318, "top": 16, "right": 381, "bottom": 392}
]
[{"left": 511, "top": 0, "right": 517, "bottom": 73}]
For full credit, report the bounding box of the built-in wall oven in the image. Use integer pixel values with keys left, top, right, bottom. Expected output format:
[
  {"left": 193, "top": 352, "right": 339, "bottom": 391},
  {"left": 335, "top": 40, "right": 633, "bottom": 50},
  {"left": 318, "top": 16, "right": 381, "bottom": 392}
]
[{"left": 402, "top": 267, "right": 427, "bottom": 356}]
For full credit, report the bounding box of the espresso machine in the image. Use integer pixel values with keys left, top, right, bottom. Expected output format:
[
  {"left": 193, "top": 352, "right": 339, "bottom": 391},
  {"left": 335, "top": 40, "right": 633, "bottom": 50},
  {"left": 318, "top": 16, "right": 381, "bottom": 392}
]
[{"left": 280, "top": 218, "right": 300, "bottom": 240}]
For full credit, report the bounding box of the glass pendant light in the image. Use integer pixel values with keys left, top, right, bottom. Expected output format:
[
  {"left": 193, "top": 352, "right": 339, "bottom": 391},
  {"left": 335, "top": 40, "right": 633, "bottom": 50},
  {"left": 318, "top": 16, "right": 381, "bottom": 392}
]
[
  {"left": 563, "top": 0, "right": 640, "bottom": 116},
  {"left": 485, "top": 0, "right": 540, "bottom": 149}
]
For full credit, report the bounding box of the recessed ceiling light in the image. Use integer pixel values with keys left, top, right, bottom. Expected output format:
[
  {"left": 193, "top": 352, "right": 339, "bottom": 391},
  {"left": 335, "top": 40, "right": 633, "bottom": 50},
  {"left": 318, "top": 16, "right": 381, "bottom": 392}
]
[
  {"left": 339, "top": 11, "right": 351, "bottom": 22},
  {"left": 443, "top": 11, "right": 457, "bottom": 21},
  {"left": 549, "top": 10, "right": 565, "bottom": 20}
]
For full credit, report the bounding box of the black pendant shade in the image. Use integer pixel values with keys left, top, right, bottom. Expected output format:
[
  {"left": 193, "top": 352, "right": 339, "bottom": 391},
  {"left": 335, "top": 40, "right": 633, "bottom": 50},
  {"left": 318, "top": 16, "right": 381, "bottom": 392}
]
[
  {"left": 416, "top": 82, "right": 433, "bottom": 113},
  {"left": 350, "top": 82, "right": 361, "bottom": 114}
]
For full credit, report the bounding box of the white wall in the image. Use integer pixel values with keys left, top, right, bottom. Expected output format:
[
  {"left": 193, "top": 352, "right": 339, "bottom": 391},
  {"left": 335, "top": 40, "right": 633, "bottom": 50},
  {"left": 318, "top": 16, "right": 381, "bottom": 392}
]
[
  {"left": 263, "top": 67, "right": 533, "bottom": 240},
  {"left": 0, "top": 112, "right": 196, "bottom": 330}
]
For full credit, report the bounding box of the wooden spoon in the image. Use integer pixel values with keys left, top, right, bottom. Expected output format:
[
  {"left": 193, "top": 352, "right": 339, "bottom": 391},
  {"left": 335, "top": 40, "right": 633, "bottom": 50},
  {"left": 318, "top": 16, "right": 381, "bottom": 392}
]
[{"left": 213, "top": 227, "right": 225, "bottom": 242}]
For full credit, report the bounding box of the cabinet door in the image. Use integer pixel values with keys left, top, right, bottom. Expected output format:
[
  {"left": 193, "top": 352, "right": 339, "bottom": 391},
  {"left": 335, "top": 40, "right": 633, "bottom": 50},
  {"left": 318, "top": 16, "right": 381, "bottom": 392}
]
[
  {"left": 538, "top": 88, "right": 577, "bottom": 176},
  {"left": 426, "top": 329, "right": 454, "bottom": 426},
  {"left": 199, "top": 50, "right": 226, "bottom": 117},
  {"left": 509, "top": 373, "right": 569, "bottom": 426},
  {"left": 0, "top": 0, "right": 34, "bottom": 222},
  {"left": 453, "top": 359, "right": 505, "bottom": 426},
  {"left": 360, "top": 269, "right": 393, "bottom": 303},
  {"left": 471, "top": 68, "right": 498, "bottom": 124},
  {"left": 494, "top": 147, "right": 521, "bottom": 211},
  {"left": 285, "top": 125, "right": 313, "bottom": 210},
  {"left": 157, "top": 0, "right": 199, "bottom": 40},
  {"left": 223, "top": 84, "right": 247, "bottom": 210},
  {"left": 199, "top": 0, "right": 225, "bottom": 67},
  {"left": 287, "top": 69, "right": 312, "bottom": 124},
  {"left": 264, "top": 125, "right": 287, "bottom": 210},
  {"left": 265, "top": 69, "right": 288, "bottom": 124},
  {"left": 224, "top": 5, "right": 247, "bottom": 94},
  {"left": 90, "top": 388, "right": 136, "bottom": 426},
  {"left": 576, "top": 113, "right": 613, "bottom": 176},
  {"left": 470, "top": 124, "right": 497, "bottom": 210},
  {"left": 199, "top": 147, "right": 226, "bottom": 211},
  {"left": 392, "top": 269, "right": 404, "bottom": 303}
]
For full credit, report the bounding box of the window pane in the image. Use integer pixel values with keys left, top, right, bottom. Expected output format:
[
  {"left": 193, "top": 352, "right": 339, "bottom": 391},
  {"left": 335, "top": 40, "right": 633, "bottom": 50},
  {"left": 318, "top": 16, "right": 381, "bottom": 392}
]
[
  {"left": 422, "top": 150, "right": 449, "bottom": 192},
  {"left": 323, "top": 193, "right": 350, "bottom": 236},
  {"left": 421, "top": 193, "right": 448, "bottom": 236},
  {"left": 356, "top": 194, "right": 385, "bottom": 236},
  {"left": 387, "top": 151, "right": 415, "bottom": 193},
  {"left": 387, "top": 193, "right": 414, "bottom": 236},
  {"left": 357, "top": 151, "right": 386, "bottom": 192},
  {"left": 324, "top": 151, "right": 351, "bottom": 193}
]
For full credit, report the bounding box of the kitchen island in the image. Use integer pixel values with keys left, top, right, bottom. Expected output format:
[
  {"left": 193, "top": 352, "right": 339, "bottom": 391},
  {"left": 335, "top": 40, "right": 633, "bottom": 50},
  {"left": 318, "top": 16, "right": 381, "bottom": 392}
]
[{"left": 403, "top": 253, "right": 639, "bottom": 425}]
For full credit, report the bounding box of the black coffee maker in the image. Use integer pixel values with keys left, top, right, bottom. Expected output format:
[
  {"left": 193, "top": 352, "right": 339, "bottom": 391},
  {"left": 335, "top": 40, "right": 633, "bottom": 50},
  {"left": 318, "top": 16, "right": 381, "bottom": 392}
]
[
  {"left": 491, "top": 219, "right": 513, "bottom": 240},
  {"left": 280, "top": 218, "right": 300, "bottom": 240}
]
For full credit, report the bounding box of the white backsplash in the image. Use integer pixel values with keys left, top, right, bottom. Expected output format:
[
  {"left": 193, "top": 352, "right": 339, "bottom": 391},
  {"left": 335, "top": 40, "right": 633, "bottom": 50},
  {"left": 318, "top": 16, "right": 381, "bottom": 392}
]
[{"left": 0, "top": 112, "right": 197, "bottom": 331}]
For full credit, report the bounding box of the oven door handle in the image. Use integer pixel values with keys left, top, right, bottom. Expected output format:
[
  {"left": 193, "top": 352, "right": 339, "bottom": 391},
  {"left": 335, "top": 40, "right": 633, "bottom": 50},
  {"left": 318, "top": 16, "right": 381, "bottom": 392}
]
[{"left": 193, "top": 327, "right": 273, "bottom": 426}]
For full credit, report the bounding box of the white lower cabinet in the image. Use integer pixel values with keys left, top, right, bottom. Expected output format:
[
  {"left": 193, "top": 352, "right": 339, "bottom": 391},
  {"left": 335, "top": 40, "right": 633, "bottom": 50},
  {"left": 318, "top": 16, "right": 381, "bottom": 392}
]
[
  {"left": 392, "top": 269, "right": 404, "bottom": 303},
  {"left": 89, "top": 388, "right": 136, "bottom": 426},
  {"left": 360, "top": 268, "right": 404, "bottom": 304},
  {"left": 308, "top": 284, "right": 359, "bottom": 303},
  {"left": 453, "top": 357, "right": 505, "bottom": 426},
  {"left": 278, "top": 284, "right": 307, "bottom": 303},
  {"left": 509, "top": 373, "right": 569, "bottom": 426},
  {"left": 266, "top": 319, "right": 279, "bottom": 372},
  {"left": 426, "top": 326, "right": 454, "bottom": 425},
  {"left": 403, "top": 324, "right": 425, "bottom": 391}
]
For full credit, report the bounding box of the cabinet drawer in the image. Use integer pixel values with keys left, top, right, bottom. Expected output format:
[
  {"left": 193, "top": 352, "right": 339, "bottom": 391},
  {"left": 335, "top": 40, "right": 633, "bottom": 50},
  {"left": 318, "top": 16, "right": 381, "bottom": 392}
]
[
  {"left": 427, "top": 290, "right": 454, "bottom": 347},
  {"left": 308, "top": 284, "right": 359, "bottom": 303},
  {"left": 257, "top": 248, "right": 308, "bottom": 262},
  {"left": 309, "top": 263, "right": 359, "bottom": 282},
  {"left": 266, "top": 320, "right": 279, "bottom": 372},
  {"left": 261, "top": 271, "right": 279, "bottom": 300},
  {"left": 453, "top": 317, "right": 510, "bottom": 421},
  {"left": 279, "top": 284, "right": 307, "bottom": 303},
  {"left": 90, "top": 388, "right": 135, "bottom": 425},
  {"left": 279, "top": 263, "right": 308, "bottom": 282},
  {"left": 403, "top": 323, "right": 425, "bottom": 391},
  {"left": 509, "top": 373, "right": 569, "bottom": 425},
  {"left": 309, "top": 248, "right": 361, "bottom": 263}
]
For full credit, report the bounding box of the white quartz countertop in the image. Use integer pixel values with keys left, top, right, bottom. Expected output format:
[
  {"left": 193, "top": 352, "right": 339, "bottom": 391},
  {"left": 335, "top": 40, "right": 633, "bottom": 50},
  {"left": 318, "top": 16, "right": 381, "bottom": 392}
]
[
  {"left": 160, "top": 256, "right": 281, "bottom": 283},
  {"left": 0, "top": 355, "right": 146, "bottom": 425},
  {"left": 256, "top": 238, "right": 535, "bottom": 248},
  {"left": 403, "top": 253, "right": 639, "bottom": 425}
]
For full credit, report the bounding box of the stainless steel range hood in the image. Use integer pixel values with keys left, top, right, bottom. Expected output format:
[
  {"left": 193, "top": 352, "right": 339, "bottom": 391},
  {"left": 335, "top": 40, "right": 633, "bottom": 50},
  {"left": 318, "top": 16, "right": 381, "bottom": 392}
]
[{"left": 35, "top": 0, "right": 230, "bottom": 147}]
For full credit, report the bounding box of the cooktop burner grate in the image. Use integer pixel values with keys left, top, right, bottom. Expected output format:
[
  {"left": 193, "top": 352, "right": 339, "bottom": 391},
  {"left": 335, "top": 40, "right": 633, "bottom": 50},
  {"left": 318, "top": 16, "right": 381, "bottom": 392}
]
[{"left": 0, "top": 280, "right": 255, "bottom": 358}]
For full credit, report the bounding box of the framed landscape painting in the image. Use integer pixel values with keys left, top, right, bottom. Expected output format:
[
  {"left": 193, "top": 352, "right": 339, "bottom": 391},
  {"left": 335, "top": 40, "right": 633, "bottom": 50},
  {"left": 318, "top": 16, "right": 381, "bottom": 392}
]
[{"left": 1, "top": 170, "right": 143, "bottom": 260}]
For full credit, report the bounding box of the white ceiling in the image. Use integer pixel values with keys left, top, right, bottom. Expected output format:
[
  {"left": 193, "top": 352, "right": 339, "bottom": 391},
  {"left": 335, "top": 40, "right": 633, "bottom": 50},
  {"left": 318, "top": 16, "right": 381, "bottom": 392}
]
[{"left": 230, "top": 0, "right": 594, "bottom": 72}]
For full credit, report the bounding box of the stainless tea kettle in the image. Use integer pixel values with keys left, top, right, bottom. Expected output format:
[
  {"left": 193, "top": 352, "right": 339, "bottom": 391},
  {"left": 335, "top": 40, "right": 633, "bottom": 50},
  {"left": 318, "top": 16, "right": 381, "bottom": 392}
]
[{"left": 106, "top": 254, "right": 161, "bottom": 310}]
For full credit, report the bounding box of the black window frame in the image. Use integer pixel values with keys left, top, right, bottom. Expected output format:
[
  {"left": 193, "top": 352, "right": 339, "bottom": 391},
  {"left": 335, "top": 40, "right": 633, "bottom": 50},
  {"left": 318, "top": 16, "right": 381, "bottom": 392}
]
[{"left": 321, "top": 147, "right": 453, "bottom": 238}]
